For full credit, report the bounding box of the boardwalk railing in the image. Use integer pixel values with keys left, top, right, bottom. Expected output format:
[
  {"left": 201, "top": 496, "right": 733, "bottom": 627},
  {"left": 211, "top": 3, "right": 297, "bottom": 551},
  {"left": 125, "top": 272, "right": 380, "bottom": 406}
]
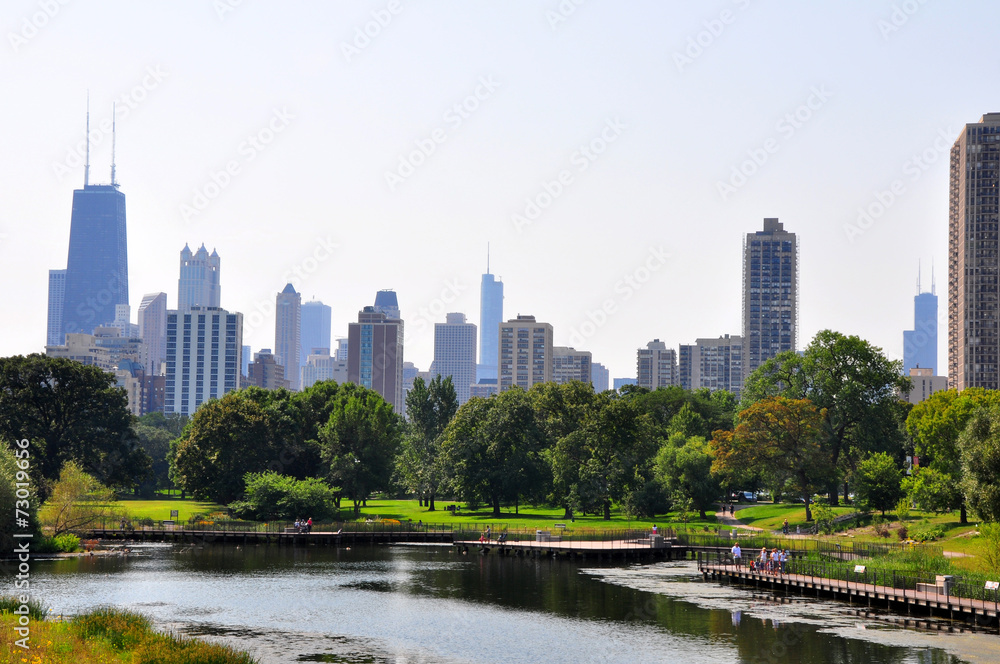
[
  {"left": 94, "top": 517, "right": 459, "bottom": 536},
  {"left": 453, "top": 527, "right": 665, "bottom": 548},
  {"left": 678, "top": 531, "right": 940, "bottom": 560}
]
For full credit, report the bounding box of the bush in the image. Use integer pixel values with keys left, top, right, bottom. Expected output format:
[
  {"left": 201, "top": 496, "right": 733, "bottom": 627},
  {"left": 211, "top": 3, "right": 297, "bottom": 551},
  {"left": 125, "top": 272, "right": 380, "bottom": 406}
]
[
  {"left": 71, "top": 607, "right": 152, "bottom": 650},
  {"left": 228, "top": 472, "right": 337, "bottom": 521},
  {"left": 0, "top": 595, "right": 47, "bottom": 619},
  {"left": 911, "top": 523, "right": 946, "bottom": 542},
  {"left": 897, "top": 525, "right": 908, "bottom": 541},
  {"left": 132, "top": 633, "right": 259, "bottom": 664}
]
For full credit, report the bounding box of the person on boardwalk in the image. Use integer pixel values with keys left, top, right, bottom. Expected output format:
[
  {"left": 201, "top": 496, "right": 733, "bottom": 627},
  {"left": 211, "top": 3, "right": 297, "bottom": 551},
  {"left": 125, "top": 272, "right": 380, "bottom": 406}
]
[
  {"left": 307, "top": 517, "right": 313, "bottom": 533},
  {"left": 731, "top": 542, "right": 742, "bottom": 567},
  {"left": 652, "top": 524, "right": 658, "bottom": 535},
  {"left": 485, "top": 525, "right": 491, "bottom": 542},
  {"left": 759, "top": 547, "right": 768, "bottom": 571},
  {"left": 782, "top": 518, "right": 789, "bottom": 535}
]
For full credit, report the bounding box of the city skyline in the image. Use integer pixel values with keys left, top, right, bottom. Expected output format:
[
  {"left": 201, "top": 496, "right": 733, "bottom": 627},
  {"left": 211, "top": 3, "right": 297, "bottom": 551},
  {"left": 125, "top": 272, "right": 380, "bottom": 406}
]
[{"left": 7, "top": 2, "right": 985, "bottom": 380}]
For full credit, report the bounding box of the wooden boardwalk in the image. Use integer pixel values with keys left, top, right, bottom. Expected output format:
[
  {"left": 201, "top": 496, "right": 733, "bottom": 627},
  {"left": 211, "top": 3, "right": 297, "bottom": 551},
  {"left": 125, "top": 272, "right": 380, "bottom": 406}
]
[
  {"left": 84, "top": 528, "right": 453, "bottom": 547},
  {"left": 454, "top": 537, "right": 682, "bottom": 560},
  {"left": 700, "top": 561, "right": 1000, "bottom": 625}
]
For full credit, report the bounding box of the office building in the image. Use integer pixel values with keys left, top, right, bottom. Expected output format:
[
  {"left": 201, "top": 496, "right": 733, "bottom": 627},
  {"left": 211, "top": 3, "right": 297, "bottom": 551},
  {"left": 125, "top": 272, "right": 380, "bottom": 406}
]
[
  {"left": 904, "top": 367, "right": 948, "bottom": 405},
  {"left": 275, "top": 283, "right": 302, "bottom": 391},
  {"left": 374, "top": 289, "right": 400, "bottom": 320},
  {"left": 164, "top": 307, "right": 243, "bottom": 416},
  {"left": 591, "top": 362, "right": 610, "bottom": 392},
  {"left": 479, "top": 266, "right": 504, "bottom": 382},
  {"left": 241, "top": 344, "right": 251, "bottom": 378},
  {"left": 46, "top": 333, "right": 114, "bottom": 371},
  {"left": 613, "top": 377, "right": 637, "bottom": 390},
  {"left": 949, "top": 114, "right": 1000, "bottom": 389},
  {"left": 637, "top": 339, "right": 677, "bottom": 390},
  {"left": 903, "top": 268, "right": 938, "bottom": 374},
  {"left": 470, "top": 379, "right": 499, "bottom": 399},
  {"left": 247, "top": 349, "right": 289, "bottom": 390},
  {"left": 679, "top": 334, "right": 744, "bottom": 396},
  {"left": 553, "top": 346, "right": 592, "bottom": 385},
  {"left": 46, "top": 269, "right": 66, "bottom": 346},
  {"left": 347, "top": 306, "right": 404, "bottom": 412},
  {"left": 301, "top": 300, "right": 332, "bottom": 368},
  {"left": 177, "top": 243, "right": 221, "bottom": 311},
  {"left": 432, "top": 313, "right": 477, "bottom": 405},
  {"left": 302, "top": 349, "right": 348, "bottom": 389},
  {"left": 498, "top": 315, "right": 553, "bottom": 390},
  {"left": 742, "top": 218, "right": 797, "bottom": 381},
  {"left": 138, "top": 292, "right": 168, "bottom": 375}
]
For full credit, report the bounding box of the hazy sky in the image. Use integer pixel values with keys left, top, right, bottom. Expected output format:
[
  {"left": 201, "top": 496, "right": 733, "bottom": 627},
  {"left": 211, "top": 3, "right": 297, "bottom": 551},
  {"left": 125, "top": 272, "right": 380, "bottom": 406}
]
[{"left": 3, "top": 1, "right": 989, "bottom": 380}]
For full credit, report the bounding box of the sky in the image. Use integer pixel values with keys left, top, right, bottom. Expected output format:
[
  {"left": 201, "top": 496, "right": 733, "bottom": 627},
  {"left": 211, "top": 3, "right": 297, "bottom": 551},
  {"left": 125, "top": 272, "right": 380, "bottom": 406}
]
[{"left": 2, "top": 0, "right": 990, "bottom": 380}]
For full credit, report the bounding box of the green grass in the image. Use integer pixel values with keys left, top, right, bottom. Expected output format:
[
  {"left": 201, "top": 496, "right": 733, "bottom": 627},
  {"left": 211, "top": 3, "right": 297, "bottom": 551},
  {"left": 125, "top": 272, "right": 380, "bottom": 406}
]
[
  {"left": 117, "top": 499, "right": 226, "bottom": 522},
  {"left": 733, "top": 503, "right": 856, "bottom": 531}
]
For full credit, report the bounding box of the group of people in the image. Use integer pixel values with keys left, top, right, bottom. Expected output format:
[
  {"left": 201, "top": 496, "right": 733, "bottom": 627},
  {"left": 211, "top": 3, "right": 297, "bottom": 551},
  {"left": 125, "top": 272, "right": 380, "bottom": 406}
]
[
  {"left": 730, "top": 544, "right": 790, "bottom": 574},
  {"left": 294, "top": 518, "right": 313, "bottom": 533}
]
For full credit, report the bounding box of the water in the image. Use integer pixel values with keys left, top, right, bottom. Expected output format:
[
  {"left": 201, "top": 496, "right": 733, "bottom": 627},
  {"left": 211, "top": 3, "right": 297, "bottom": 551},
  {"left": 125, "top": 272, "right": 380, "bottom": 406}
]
[{"left": 23, "top": 542, "right": 1000, "bottom": 663}]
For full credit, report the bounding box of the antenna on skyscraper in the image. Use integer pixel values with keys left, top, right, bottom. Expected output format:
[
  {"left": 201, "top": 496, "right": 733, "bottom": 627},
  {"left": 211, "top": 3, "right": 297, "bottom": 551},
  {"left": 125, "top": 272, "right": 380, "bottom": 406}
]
[
  {"left": 110, "top": 102, "right": 117, "bottom": 187},
  {"left": 931, "top": 259, "right": 936, "bottom": 296},
  {"left": 487, "top": 242, "right": 490, "bottom": 274},
  {"left": 917, "top": 259, "right": 922, "bottom": 295},
  {"left": 84, "top": 91, "right": 90, "bottom": 187}
]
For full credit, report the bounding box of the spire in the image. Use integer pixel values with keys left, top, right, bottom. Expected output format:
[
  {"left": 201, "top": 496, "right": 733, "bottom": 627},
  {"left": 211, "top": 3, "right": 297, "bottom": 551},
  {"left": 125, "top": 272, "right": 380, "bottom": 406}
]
[
  {"left": 487, "top": 242, "right": 490, "bottom": 274},
  {"left": 917, "top": 259, "right": 921, "bottom": 296},
  {"left": 110, "top": 102, "right": 117, "bottom": 187},
  {"left": 84, "top": 91, "right": 90, "bottom": 187},
  {"left": 931, "top": 259, "right": 936, "bottom": 296}
]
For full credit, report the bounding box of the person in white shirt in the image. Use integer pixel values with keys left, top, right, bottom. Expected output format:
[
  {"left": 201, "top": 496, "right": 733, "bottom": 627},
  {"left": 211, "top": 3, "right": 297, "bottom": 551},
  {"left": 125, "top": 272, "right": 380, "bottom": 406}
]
[{"left": 731, "top": 543, "right": 742, "bottom": 567}]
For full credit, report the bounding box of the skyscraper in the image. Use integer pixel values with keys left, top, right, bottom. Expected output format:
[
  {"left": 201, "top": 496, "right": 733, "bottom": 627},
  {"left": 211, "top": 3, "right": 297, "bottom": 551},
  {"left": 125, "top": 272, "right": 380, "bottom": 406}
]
[
  {"left": 478, "top": 257, "right": 504, "bottom": 381},
  {"left": 679, "top": 334, "right": 744, "bottom": 396},
  {"left": 903, "top": 267, "right": 937, "bottom": 374},
  {"left": 432, "top": 313, "right": 477, "bottom": 405},
  {"left": 46, "top": 269, "right": 66, "bottom": 347},
  {"left": 553, "top": 346, "right": 592, "bottom": 385},
  {"left": 591, "top": 362, "right": 610, "bottom": 392},
  {"left": 498, "top": 315, "right": 552, "bottom": 391},
  {"left": 164, "top": 307, "right": 243, "bottom": 416},
  {"left": 138, "top": 292, "right": 168, "bottom": 375},
  {"left": 373, "top": 289, "right": 400, "bottom": 320},
  {"left": 301, "top": 300, "right": 332, "bottom": 366},
  {"left": 275, "top": 283, "right": 302, "bottom": 391},
  {"left": 247, "top": 349, "right": 289, "bottom": 390},
  {"left": 742, "top": 218, "right": 797, "bottom": 380},
  {"left": 347, "top": 306, "right": 404, "bottom": 412},
  {"left": 177, "top": 244, "right": 221, "bottom": 311},
  {"left": 637, "top": 339, "right": 677, "bottom": 390},
  {"left": 949, "top": 114, "right": 1000, "bottom": 390}
]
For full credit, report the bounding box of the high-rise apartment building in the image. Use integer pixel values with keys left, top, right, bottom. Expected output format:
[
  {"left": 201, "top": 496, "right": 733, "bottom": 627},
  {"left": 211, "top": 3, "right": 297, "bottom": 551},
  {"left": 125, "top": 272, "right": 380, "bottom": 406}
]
[
  {"left": 479, "top": 270, "right": 504, "bottom": 382},
  {"left": 432, "top": 313, "right": 477, "bottom": 405},
  {"left": 637, "top": 339, "right": 677, "bottom": 390},
  {"left": 679, "top": 334, "right": 744, "bottom": 396},
  {"left": 498, "top": 315, "right": 553, "bottom": 391},
  {"left": 553, "top": 346, "right": 592, "bottom": 385},
  {"left": 302, "top": 349, "right": 348, "bottom": 389},
  {"left": 164, "top": 307, "right": 243, "bottom": 416},
  {"left": 46, "top": 269, "right": 66, "bottom": 346},
  {"left": 138, "top": 293, "right": 168, "bottom": 376},
  {"left": 903, "top": 269, "right": 937, "bottom": 374},
  {"left": 301, "top": 300, "right": 332, "bottom": 367},
  {"left": 742, "top": 218, "right": 797, "bottom": 380},
  {"left": 591, "top": 362, "right": 610, "bottom": 392},
  {"left": 949, "top": 114, "right": 1000, "bottom": 390},
  {"left": 275, "top": 283, "right": 302, "bottom": 391},
  {"left": 904, "top": 367, "right": 948, "bottom": 405},
  {"left": 177, "top": 244, "right": 220, "bottom": 311},
  {"left": 347, "top": 306, "right": 404, "bottom": 412}
]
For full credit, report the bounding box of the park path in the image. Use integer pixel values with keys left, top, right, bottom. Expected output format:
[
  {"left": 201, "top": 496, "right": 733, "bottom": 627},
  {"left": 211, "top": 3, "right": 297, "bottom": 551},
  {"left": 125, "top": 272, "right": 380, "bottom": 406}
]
[{"left": 714, "top": 506, "right": 765, "bottom": 532}]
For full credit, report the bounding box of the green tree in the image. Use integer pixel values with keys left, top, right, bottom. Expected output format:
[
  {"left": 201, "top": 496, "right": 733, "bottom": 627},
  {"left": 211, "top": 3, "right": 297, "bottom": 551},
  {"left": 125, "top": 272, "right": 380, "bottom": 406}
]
[
  {"left": 655, "top": 433, "right": 718, "bottom": 518},
  {"left": 319, "top": 383, "right": 402, "bottom": 516},
  {"left": 712, "top": 397, "right": 831, "bottom": 520},
  {"left": 629, "top": 386, "right": 739, "bottom": 440},
  {"left": 39, "top": 462, "right": 122, "bottom": 536},
  {"left": 852, "top": 452, "right": 904, "bottom": 516},
  {"left": 901, "top": 467, "right": 962, "bottom": 514},
  {"left": 0, "top": 354, "right": 151, "bottom": 498},
  {"left": 958, "top": 404, "right": 1000, "bottom": 522},
  {"left": 228, "top": 471, "right": 338, "bottom": 521},
  {"left": 133, "top": 422, "right": 173, "bottom": 495},
  {"left": 396, "top": 376, "right": 458, "bottom": 510},
  {"left": 0, "top": 441, "right": 39, "bottom": 550},
  {"left": 741, "top": 330, "right": 909, "bottom": 505},
  {"left": 531, "top": 381, "right": 597, "bottom": 518}
]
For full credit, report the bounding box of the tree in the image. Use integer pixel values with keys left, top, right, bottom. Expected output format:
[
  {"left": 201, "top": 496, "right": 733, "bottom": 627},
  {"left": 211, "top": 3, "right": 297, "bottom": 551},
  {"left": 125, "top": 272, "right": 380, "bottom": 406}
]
[
  {"left": 852, "top": 452, "right": 904, "bottom": 516},
  {"left": 958, "top": 404, "right": 1000, "bottom": 522},
  {"left": 133, "top": 422, "right": 174, "bottom": 495},
  {"left": 395, "top": 376, "right": 458, "bottom": 510},
  {"left": 741, "top": 330, "right": 909, "bottom": 505},
  {"left": 228, "top": 471, "right": 338, "bottom": 521},
  {"left": 39, "top": 462, "right": 122, "bottom": 536},
  {"left": 319, "top": 383, "right": 402, "bottom": 516},
  {"left": 629, "top": 386, "right": 739, "bottom": 440},
  {"left": 0, "top": 354, "right": 151, "bottom": 498},
  {"left": 905, "top": 388, "right": 1000, "bottom": 523},
  {"left": 169, "top": 387, "right": 310, "bottom": 503},
  {"left": 531, "top": 381, "right": 597, "bottom": 518},
  {"left": 712, "top": 397, "right": 831, "bottom": 520},
  {"left": 0, "top": 441, "right": 38, "bottom": 550},
  {"left": 655, "top": 433, "right": 718, "bottom": 518}
]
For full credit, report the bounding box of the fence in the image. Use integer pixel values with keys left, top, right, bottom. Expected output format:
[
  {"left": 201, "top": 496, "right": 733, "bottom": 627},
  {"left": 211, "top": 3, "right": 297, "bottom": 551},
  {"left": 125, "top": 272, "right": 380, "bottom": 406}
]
[{"left": 677, "top": 531, "right": 940, "bottom": 560}]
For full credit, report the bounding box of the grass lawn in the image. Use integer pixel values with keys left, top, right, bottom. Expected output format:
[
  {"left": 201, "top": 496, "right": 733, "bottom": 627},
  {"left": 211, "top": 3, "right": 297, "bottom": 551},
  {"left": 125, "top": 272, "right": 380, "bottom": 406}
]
[
  {"left": 733, "top": 503, "right": 855, "bottom": 531},
  {"left": 117, "top": 498, "right": 225, "bottom": 522}
]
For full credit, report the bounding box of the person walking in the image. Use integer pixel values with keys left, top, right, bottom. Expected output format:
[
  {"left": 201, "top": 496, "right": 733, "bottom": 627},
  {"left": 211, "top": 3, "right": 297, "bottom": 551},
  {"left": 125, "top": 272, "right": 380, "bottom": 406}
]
[{"left": 731, "top": 542, "right": 742, "bottom": 568}]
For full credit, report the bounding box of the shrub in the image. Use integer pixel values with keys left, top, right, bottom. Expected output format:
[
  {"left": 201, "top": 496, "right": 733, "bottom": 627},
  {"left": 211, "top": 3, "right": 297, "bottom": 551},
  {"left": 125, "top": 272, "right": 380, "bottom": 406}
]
[
  {"left": 897, "top": 525, "right": 908, "bottom": 541},
  {"left": 0, "top": 595, "right": 47, "bottom": 619},
  {"left": 71, "top": 607, "right": 151, "bottom": 650},
  {"left": 228, "top": 472, "right": 337, "bottom": 521},
  {"left": 911, "top": 524, "right": 946, "bottom": 542},
  {"left": 132, "top": 633, "right": 259, "bottom": 664}
]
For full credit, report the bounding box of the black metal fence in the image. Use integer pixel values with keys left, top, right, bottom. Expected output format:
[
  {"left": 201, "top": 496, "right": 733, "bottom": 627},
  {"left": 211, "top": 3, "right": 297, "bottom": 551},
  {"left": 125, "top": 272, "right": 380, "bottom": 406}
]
[{"left": 678, "top": 531, "right": 940, "bottom": 560}]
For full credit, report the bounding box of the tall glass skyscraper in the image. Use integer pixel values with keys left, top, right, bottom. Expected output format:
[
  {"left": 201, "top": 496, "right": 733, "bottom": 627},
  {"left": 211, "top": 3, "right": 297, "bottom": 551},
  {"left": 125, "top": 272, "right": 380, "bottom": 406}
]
[
  {"left": 275, "top": 283, "right": 302, "bottom": 391},
  {"left": 301, "top": 300, "right": 332, "bottom": 365},
  {"left": 61, "top": 184, "right": 129, "bottom": 337},
  {"left": 742, "top": 218, "right": 797, "bottom": 381},
  {"left": 903, "top": 269, "right": 937, "bottom": 374},
  {"left": 478, "top": 271, "right": 503, "bottom": 381}
]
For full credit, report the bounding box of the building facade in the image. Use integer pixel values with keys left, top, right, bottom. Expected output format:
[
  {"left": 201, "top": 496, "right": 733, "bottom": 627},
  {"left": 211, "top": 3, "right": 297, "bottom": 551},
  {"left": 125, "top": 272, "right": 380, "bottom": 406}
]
[
  {"left": 553, "top": 346, "right": 592, "bottom": 385},
  {"left": 478, "top": 272, "right": 504, "bottom": 382},
  {"left": 164, "top": 307, "right": 243, "bottom": 416},
  {"left": 246, "top": 349, "right": 290, "bottom": 390},
  {"left": 301, "top": 350, "right": 348, "bottom": 389},
  {"left": 590, "top": 361, "right": 610, "bottom": 392},
  {"left": 432, "top": 312, "right": 477, "bottom": 405},
  {"left": 301, "top": 300, "right": 332, "bottom": 367},
  {"left": 904, "top": 367, "right": 949, "bottom": 405},
  {"left": 903, "top": 272, "right": 938, "bottom": 374},
  {"left": 498, "top": 315, "right": 553, "bottom": 391},
  {"left": 275, "top": 283, "right": 302, "bottom": 391},
  {"left": 138, "top": 292, "right": 168, "bottom": 376},
  {"left": 742, "top": 217, "right": 797, "bottom": 381},
  {"left": 679, "top": 334, "right": 743, "bottom": 396},
  {"left": 949, "top": 114, "right": 1000, "bottom": 390},
  {"left": 177, "top": 243, "right": 220, "bottom": 311},
  {"left": 46, "top": 269, "right": 66, "bottom": 347},
  {"left": 637, "top": 339, "right": 677, "bottom": 390},
  {"left": 347, "top": 306, "right": 404, "bottom": 412}
]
